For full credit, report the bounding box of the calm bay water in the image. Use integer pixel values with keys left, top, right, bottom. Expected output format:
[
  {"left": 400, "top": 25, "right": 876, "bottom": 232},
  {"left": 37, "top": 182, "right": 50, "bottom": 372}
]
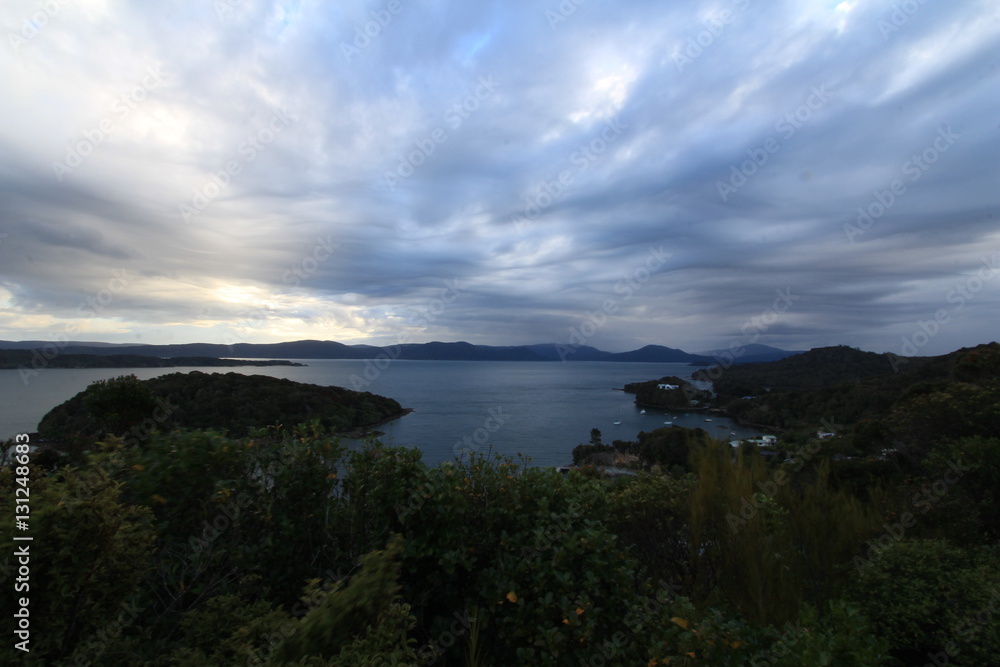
[{"left": 0, "top": 360, "right": 763, "bottom": 468}]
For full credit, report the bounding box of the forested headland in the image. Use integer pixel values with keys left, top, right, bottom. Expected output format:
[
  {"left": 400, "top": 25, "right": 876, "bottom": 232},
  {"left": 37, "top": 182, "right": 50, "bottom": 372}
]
[{"left": 35, "top": 372, "right": 406, "bottom": 446}]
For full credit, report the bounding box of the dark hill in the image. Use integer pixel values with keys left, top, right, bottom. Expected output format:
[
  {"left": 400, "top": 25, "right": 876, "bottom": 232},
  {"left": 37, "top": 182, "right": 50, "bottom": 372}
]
[
  {"left": 60, "top": 340, "right": 370, "bottom": 360},
  {"left": 606, "top": 345, "right": 712, "bottom": 364},
  {"left": 693, "top": 345, "right": 912, "bottom": 394},
  {"left": 698, "top": 344, "right": 805, "bottom": 364},
  {"left": 703, "top": 343, "right": 999, "bottom": 431},
  {"left": 526, "top": 343, "right": 613, "bottom": 361},
  {"left": 37, "top": 372, "right": 406, "bottom": 443},
  {"left": 395, "top": 341, "right": 546, "bottom": 361}
]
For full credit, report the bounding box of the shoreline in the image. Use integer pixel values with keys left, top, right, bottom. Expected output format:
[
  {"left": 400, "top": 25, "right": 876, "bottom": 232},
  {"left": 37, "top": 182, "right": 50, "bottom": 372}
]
[
  {"left": 631, "top": 399, "right": 710, "bottom": 412},
  {"left": 339, "top": 408, "right": 414, "bottom": 439},
  {"left": 13, "top": 408, "right": 417, "bottom": 450}
]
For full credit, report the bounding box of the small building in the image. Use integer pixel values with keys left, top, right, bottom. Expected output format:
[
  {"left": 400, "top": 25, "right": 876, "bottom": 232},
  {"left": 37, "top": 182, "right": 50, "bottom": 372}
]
[
  {"left": 658, "top": 383, "right": 679, "bottom": 390},
  {"left": 817, "top": 431, "right": 836, "bottom": 440},
  {"left": 762, "top": 435, "right": 777, "bottom": 445}
]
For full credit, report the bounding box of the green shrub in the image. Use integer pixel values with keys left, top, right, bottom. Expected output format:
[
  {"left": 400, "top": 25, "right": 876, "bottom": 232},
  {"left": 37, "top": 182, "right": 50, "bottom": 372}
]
[
  {"left": 270, "top": 535, "right": 418, "bottom": 665},
  {"left": 0, "top": 462, "right": 154, "bottom": 665},
  {"left": 849, "top": 538, "right": 1000, "bottom": 665}
]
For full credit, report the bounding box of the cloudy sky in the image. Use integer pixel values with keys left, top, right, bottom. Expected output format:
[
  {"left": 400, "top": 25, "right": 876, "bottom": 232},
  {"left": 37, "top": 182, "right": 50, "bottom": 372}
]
[{"left": 0, "top": 0, "right": 997, "bottom": 356}]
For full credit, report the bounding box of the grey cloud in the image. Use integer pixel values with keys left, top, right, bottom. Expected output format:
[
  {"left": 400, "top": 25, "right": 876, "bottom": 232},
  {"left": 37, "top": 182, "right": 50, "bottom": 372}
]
[{"left": 0, "top": 0, "right": 996, "bottom": 355}]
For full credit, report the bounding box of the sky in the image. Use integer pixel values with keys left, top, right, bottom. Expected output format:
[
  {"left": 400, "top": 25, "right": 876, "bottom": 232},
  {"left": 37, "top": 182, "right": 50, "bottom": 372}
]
[{"left": 0, "top": 0, "right": 998, "bottom": 356}]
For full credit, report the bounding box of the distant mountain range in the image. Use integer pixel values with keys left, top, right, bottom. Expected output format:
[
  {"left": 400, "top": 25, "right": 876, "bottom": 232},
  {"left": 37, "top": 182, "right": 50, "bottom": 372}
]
[{"left": 0, "top": 339, "right": 805, "bottom": 365}]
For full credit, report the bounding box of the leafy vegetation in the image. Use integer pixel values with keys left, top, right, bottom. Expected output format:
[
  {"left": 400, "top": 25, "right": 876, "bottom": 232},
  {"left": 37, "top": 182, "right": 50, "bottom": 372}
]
[
  {"left": 693, "top": 345, "right": 918, "bottom": 394},
  {"left": 623, "top": 375, "right": 711, "bottom": 410},
  {"left": 691, "top": 343, "right": 999, "bottom": 439},
  {"left": 3, "top": 344, "right": 999, "bottom": 665},
  {"left": 572, "top": 425, "right": 715, "bottom": 474}
]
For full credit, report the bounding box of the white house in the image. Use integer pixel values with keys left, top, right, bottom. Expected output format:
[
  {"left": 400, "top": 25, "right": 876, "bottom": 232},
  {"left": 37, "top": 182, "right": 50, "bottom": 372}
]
[{"left": 658, "top": 383, "right": 679, "bottom": 390}]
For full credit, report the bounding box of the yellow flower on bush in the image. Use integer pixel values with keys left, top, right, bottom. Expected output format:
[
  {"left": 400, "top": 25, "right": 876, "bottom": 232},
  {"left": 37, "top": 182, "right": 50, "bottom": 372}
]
[{"left": 506, "top": 591, "right": 518, "bottom": 603}]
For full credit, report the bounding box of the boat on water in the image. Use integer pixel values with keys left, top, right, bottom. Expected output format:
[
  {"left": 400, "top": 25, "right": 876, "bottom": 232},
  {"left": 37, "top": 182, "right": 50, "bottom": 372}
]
[
  {"left": 705, "top": 418, "right": 713, "bottom": 423},
  {"left": 639, "top": 409, "right": 646, "bottom": 415},
  {"left": 663, "top": 421, "right": 673, "bottom": 425},
  {"left": 612, "top": 420, "right": 622, "bottom": 425}
]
